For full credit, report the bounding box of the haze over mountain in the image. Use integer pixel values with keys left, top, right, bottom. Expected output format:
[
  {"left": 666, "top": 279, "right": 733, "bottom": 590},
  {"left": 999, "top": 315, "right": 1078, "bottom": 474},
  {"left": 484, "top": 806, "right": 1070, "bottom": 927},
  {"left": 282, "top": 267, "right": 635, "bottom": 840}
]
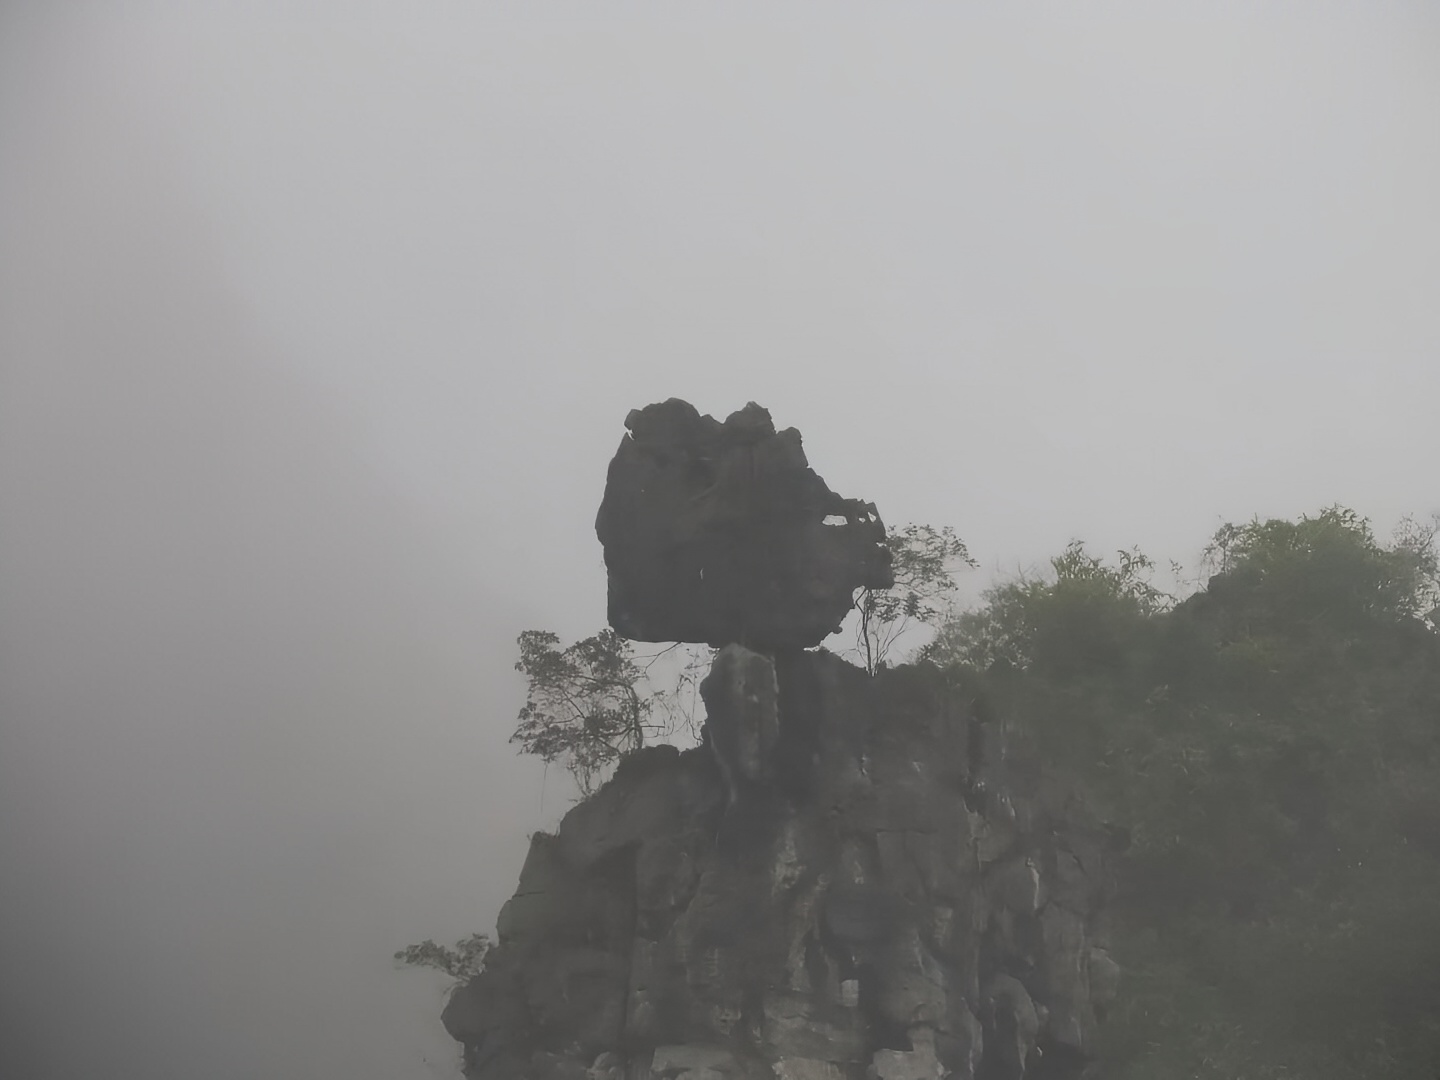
[{"left": 2, "top": 4, "right": 1436, "bottom": 1079}]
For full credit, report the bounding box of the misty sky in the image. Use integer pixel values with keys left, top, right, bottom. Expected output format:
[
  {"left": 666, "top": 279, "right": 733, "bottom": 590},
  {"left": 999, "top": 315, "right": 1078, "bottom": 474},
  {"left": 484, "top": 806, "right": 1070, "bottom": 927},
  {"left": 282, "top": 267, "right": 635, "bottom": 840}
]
[{"left": 2, "top": 4, "right": 1437, "bottom": 1080}]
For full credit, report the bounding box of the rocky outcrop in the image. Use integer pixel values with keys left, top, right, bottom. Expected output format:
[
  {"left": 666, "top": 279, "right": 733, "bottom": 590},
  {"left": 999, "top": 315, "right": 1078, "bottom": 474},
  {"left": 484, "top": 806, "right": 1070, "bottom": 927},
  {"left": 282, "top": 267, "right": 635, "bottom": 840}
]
[
  {"left": 699, "top": 644, "right": 781, "bottom": 804},
  {"left": 595, "top": 400, "right": 893, "bottom": 649},
  {"left": 443, "top": 402, "right": 1116, "bottom": 1078},
  {"left": 443, "top": 650, "right": 1117, "bottom": 1080}
]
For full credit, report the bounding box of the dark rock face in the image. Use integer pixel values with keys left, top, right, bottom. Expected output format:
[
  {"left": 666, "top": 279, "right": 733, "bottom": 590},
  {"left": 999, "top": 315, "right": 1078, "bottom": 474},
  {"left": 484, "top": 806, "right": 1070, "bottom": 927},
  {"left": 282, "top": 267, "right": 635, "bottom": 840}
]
[
  {"left": 595, "top": 400, "right": 893, "bottom": 649},
  {"left": 443, "top": 651, "right": 1116, "bottom": 1080},
  {"left": 700, "top": 644, "right": 781, "bottom": 803},
  {"left": 442, "top": 401, "right": 1114, "bottom": 1077}
]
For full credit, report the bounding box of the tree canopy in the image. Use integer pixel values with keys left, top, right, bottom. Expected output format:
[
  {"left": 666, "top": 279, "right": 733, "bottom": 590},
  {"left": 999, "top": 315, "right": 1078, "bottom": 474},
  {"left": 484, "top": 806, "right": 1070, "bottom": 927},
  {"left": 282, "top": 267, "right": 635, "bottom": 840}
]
[
  {"left": 924, "top": 507, "right": 1440, "bottom": 1079},
  {"left": 393, "top": 934, "right": 490, "bottom": 988},
  {"left": 853, "top": 523, "right": 975, "bottom": 674},
  {"left": 510, "top": 629, "right": 701, "bottom": 797}
]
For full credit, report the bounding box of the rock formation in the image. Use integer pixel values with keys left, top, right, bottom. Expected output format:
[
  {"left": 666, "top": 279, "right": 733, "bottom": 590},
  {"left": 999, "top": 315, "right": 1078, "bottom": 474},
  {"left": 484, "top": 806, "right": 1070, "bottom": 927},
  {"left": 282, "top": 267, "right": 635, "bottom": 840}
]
[
  {"left": 443, "top": 402, "right": 1116, "bottom": 1079},
  {"left": 595, "top": 400, "right": 893, "bottom": 649}
]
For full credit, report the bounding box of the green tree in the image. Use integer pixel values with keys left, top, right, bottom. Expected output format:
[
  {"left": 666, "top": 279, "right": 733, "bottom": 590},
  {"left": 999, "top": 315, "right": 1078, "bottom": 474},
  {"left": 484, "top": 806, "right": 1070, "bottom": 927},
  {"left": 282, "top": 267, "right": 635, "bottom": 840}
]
[
  {"left": 853, "top": 523, "right": 976, "bottom": 675},
  {"left": 922, "top": 509, "right": 1440, "bottom": 1079},
  {"left": 924, "top": 541, "right": 1169, "bottom": 678},
  {"left": 393, "top": 933, "right": 490, "bottom": 990},
  {"left": 511, "top": 630, "right": 710, "bottom": 796},
  {"left": 1198, "top": 507, "right": 1438, "bottom": 651},
  {"left": 513, "top": 524, "right": 968, "bottom": 791},
  {"left": 512, "top": 629, "right": 653, "bottom": 796}
]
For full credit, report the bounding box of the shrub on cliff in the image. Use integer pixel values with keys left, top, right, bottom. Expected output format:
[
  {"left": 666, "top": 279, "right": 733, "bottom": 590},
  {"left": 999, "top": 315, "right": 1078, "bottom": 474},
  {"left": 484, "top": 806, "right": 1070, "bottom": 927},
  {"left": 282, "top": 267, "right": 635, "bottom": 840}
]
[
  {"left": 510, "top": 630, "right": 711, "bottom": 796},
  {"left": 394, "top": 934, "right": 490, "bottom": 989},
  {"left": 511, "top": 523, "right": 970, "bottom": 794}
]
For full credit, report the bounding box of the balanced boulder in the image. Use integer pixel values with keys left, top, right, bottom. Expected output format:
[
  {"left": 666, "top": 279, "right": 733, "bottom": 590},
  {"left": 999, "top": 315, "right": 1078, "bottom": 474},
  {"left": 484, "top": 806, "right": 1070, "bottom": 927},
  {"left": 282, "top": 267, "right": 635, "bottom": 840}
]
[{"left": 595, "top": 399, "right": 892, "bottom": 649}]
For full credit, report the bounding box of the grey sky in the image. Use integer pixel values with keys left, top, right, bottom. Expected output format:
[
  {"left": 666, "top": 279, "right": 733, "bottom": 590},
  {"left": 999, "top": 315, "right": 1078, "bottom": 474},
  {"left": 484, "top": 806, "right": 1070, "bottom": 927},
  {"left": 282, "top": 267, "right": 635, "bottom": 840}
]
[{"left": 2, "top": 4, "right": 1437, "bottom": 1079}]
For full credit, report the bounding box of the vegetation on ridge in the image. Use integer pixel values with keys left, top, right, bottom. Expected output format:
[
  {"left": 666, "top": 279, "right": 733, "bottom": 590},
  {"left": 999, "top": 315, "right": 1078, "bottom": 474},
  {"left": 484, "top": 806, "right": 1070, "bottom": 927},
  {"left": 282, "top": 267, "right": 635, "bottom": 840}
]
[
  {"left": 394, "top": 934, "right": 491, "bottom": 992},
  {"left": 924, "top": 506, "right": 1440, "bottom": 1078},
  {"left": 403, "top": 506, "right": 1440, "bottom": 1078}
]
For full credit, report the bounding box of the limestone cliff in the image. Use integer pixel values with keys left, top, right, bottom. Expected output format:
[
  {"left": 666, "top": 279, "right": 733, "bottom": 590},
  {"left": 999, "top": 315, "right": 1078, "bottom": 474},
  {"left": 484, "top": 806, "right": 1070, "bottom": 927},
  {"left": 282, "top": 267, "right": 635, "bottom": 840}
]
[
  {"left": 443, "top": 649, "right": 1116, "bottom": 1080},
  {"left": 442, "top": 402, "right": 1116, "bottom": 1079}
]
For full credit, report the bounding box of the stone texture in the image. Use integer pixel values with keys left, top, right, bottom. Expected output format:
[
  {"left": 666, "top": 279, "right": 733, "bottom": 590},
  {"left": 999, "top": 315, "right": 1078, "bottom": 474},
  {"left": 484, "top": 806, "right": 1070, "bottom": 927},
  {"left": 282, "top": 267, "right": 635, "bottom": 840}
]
[
  {"left": 982, "top": 975, "right": 1039, "bottom": 1080},
  {"left": 442, "top": 653, "right": 1116, "bottom": 1080},
  {"left": 649, "top": 1045, "right": 743, "bottom": 1075},
  {"left": 595, "top": 400, "right": 892, "bottom": 649},
  {"left": 1086, "top": 948, "right": 1120, "bottom": 1010},
  {"left": 701, "top": 645, "right": 781, "bottom": 801},
  {"left": 871, "top": 1027, "right": 946, "bottom": 1080},
  {"left": 771, "top": 1059, "right": 849, "bottom": 1080},
  {"left": 443, "top": 399, "right": 1114, "bottom": 1077}
]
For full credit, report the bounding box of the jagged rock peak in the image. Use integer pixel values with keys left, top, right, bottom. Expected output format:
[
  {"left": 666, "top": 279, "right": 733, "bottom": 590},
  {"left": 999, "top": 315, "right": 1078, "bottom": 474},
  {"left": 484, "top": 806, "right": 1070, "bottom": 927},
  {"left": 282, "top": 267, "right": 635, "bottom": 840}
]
[
  {"left": 595, "top": 399, "right": 893, "bottom": 649},
  {"left": 443, "top": 652, "right": 1118, "bottom": 1080}
]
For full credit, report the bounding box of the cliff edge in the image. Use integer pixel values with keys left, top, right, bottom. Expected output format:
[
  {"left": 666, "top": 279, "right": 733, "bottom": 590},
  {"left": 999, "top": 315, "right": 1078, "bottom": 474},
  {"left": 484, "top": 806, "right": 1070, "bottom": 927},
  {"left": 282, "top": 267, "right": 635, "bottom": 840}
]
[{"left": 442, "top": 403, "right": 1116, "bottom": 1080}]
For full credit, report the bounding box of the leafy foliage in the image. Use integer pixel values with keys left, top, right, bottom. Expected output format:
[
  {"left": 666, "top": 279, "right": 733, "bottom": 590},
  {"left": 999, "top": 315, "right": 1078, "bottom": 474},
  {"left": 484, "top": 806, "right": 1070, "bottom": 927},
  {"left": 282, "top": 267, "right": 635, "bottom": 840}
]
[
  {"left": 854, "top": 523, "right": 976, "bottom": 674},
  {"left": 393, "top": 933, "right": 490, "bottom": 986},
  {"left": 512, "top": 629, "right": 652, "bottom": 796},
  {"left": 924, "top": 508, "right": 1440, "bottom": 1079},
  {"left": 1203, "top": 506, "right": 1438, "bottom": 623},
  {"left": 925, "top": 541, "right": 1168, "bottom": 677},
  {"left": 512, "top": 523, "right": 968, "bottom": 795},
  {"left": 511, "top": 630, "right": 710, "bottom": 796}
]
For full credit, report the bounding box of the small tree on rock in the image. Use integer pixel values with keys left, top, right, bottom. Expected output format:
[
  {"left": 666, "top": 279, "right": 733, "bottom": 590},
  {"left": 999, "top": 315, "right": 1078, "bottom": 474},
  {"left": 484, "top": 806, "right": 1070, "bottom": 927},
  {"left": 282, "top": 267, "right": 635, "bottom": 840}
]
[
  {"left": 511, "top": 629, "right": 654, "bottom": 796},
  {"left": 510, "top": 525, "right": 969, "bottom": 789},
  {"left": 393, "top": 933, "right": 490, "bottom": 991},
  {"left": 854, "top": 523, "right": 977, "bottom": 674},
  {"left": 511, "top": 630, "right": 710, "bottom": 796}
]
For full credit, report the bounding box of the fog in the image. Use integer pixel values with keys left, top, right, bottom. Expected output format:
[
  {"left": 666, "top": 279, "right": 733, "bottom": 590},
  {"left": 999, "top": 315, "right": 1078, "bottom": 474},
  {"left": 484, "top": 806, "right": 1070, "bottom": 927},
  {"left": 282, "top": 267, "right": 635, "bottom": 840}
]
[{"left": 1, "top": 4, "right": 1436, "bottom": 1078}]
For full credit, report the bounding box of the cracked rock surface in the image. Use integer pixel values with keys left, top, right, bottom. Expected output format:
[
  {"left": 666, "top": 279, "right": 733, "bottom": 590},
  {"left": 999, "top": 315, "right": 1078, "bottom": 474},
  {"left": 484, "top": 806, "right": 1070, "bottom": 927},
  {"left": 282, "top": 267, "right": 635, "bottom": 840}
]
[{"left": 443, "top": 649, "right": 1116, "bottom": 1080}]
